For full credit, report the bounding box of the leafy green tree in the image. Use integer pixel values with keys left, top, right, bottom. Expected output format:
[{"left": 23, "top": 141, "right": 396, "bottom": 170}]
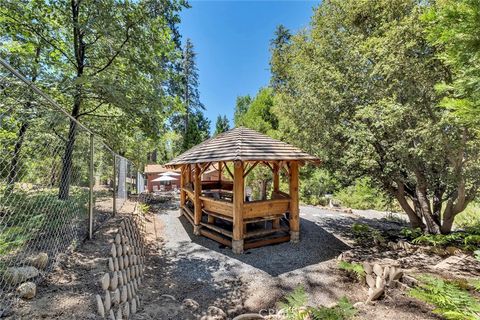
[
  {"left": 235, "top": 88, "right": 280, "bottom": 199},
  {"left": 239, "top": 88, "right": 278, "bottom": 136},
  {"left": 1, "top": 0, "right": 186, "bottom": 198},
  {"left": 274, "top": 0, "right": 480, "bottom": 233},
  {"left": 233, "top": 95, "right": 252, "bottom": 126},
  {"left": 423, "top": 0, "right": 480, "bottom": 123},
  {"left": 214, "top": 115, "right": 230, "bottom": 136},
  {"left": 0, "top": 2, "right": 47, "bottom": 192}
]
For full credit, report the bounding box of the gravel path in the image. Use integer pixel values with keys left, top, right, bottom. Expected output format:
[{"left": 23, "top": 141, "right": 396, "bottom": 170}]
[{"left": 144, "top": 205, "right": 398, "bottom": 318}]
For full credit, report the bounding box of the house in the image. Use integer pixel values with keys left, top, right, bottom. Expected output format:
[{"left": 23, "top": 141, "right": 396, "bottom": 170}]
[{"left": 144, "top": 164, "right": 181, "bottom": 192}]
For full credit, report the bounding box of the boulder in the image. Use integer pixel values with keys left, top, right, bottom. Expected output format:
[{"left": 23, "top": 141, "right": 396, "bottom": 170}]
[
  {"left": 96, "top": 294, "right": 105, "bottom": 317},
  {"left": 115, "top": 233, "right": 121, "bottom": 245},
  {"left": 375, "top": 275, "right": 383, "bottom": 289},
  {"left": 131, "top": 297, "right": 137, "bottom": 314},
  {"left": 382, "top": 266, "right": 390, "bottom": 279},
  {"left": 5, "top": 266, "right": 39, "bottom": 285},
  {"left": 367, "top": 287, "right": 384, "bottom": 302},
  {"left": 104, "top": 291, "right": 111, "bottom": 312},
  {"left": 366, "top": 274, "right": 375, "bottom": 288},
  {"left": 16, "top": 282, "right": 36, "bottom": 299},
  {"left": 110, "top": 271, "right": 118, "bottom": 291},
  {"left": 123, "top": 300, "right": 130, "bottom": 318},
  {"left": 100, "top": 273, "right": 110, "bottom": 290},
  {"left": 110, "top": 244, "right": 117, "bottom": 258},
  {"left": 182, "top": 298, "right": 200, "bottom": 311},
  {"left": 207, "top": 306, "right": 227, "bottom": 319},
  {"left": 362, "top": 262, "right": 372, "bottom": 275},
  {"left": 108, "top": 258, "right": 114, "bottom": 272},
  {"left": 26, "top": 253, "right": 48, "bottom": 270},
  {"left": 372, "top": 264, "right": 383, "bottom": 277}
]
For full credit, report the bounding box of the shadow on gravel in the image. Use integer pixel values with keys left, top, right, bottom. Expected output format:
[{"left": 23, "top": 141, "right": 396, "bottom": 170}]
[
  {"left": 178, "top": 216, "right": 350, "bottom": 276},
  {"left": 315, "top": 214, "right": 407, "bottom": 243}
]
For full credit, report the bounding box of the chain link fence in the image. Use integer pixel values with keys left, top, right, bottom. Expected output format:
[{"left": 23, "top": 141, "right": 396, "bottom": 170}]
[{"left": 0, "top": 58, "right": 146, "bottom": 315}]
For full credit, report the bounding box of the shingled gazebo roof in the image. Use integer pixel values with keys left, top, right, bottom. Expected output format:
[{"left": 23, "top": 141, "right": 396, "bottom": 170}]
[{"left": 166, "top": 127, "right": 319, "bottom": 167}]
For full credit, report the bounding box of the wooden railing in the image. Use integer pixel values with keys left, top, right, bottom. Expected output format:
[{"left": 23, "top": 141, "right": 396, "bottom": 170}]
[
  {"left": 243, "top": 198, "right": 290, "bottom": 219},
  {"left": 199, "top": 196, "right": 233, "bottom": 217}
]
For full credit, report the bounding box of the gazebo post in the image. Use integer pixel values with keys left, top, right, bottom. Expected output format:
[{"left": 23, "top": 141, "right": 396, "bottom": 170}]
[
  {"left": 289, "top": 161, "right": 300, "bottom": 242},
  {"left": 180, "top": 165, "right": 186, "bottom": 207},
  {"left": 232, "top": 160, "right": 245, "bottom": 254},
  {"left": 218, "top": 162, "right": 222, "bottom": 183},
  {"left": 193, "top": 163, "right": 202, "bottom": 235},
  {"left": 272, "top": 162, "right": 280, "bottom": 229}
]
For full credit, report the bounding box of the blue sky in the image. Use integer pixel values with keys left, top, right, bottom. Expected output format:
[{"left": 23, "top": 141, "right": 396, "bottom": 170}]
[{"left": 179, "top": 0, "right": 319, "bottom": 132}]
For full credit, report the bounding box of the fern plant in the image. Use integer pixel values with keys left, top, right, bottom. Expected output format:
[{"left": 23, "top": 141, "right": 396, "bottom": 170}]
[
  {"left": 338, "top": 261, "right": 366, "bottom": 282},
  {"left": 409, "top": 275, "right": 480, "bottom": 320},
  {"left": 279, "top": 287, "right": 357, "bottom": 320},
  {"left": 310, "top": 297, "right": 357, "bottom": 320},
  {"left": 278, "top": 286, "right": 310, "bottom": 320}
]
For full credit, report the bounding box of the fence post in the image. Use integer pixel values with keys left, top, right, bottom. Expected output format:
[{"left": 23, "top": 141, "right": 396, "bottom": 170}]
[
  {"left": 88, "top": 134, "right": 94, "bottom": 240},
  {"left": 112, "top": 154, "right": 117, "bottom": 217}
]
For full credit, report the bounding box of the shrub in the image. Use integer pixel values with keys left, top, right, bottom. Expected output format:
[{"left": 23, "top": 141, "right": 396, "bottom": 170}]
[
  {"left": 400, "top": 227, "right": 423, "bottom": 240},
  {"left": 338, "top": 261, "right": 366, "bottom": 282},
  {"left": 455, "top": 202, "right": 480, "bottom": 229},
  {"left": 410, "top": 227, "right": 480, "bottom": 252},
  {"left": 310, "top": 297, "right": 357, "bottom": 320},
  {"left": 300, "top": 168, "right": 338, "bottom": 206},
  {"left": 351, "top": 223, "right": 385, "bottom": 246},
  {"left": 409, "top": 275, "right": 480, "bottom": 320},
  {"left": 334, "top": 178, "right": 394, "bottom": 211}
]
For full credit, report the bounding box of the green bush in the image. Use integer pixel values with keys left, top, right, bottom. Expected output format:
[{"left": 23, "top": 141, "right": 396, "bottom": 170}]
[
  {"left": 455, "top": 202, "right": 480, "bottom": 229},
  {"left": 278, "top": 286, "right": 356, "bottom": 320},
  {"left": 334, "top": 178, "right": 394, "bottom": 211},
  {"left": 400, "top": 227, "right": 424, "bottom": 240},
  {"left": 351, "top": 222, "right": 385, "bottom": 246},
  {"left": 409, "top": 275, "right": 480, "bottom": 320},
  {"left": 0, "top": 187, "right": 88, "bottom": 255},
  {"left": 300, "top": 168, "right": 338, "bottom": 206}
]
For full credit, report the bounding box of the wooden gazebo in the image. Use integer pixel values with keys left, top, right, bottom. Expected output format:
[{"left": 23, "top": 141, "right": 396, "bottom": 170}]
[{"left": 166, "top": 127, "right": 320, "bottom": 253}]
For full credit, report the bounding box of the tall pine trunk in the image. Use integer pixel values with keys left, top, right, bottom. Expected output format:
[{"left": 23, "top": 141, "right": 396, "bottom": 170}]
[{"left": 58, "top": 0, "right": 84, "bottom": 200}]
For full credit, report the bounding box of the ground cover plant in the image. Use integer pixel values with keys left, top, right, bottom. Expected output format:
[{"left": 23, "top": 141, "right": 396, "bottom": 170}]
[
  {"left": 278, "top": 287, "right": 357, "bottom": 320},
  {"left": 409, "top": 275, "right": 480, "bottom": 320}
]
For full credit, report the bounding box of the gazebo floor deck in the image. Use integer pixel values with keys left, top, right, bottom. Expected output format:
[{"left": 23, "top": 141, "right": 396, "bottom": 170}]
[{"left": 180, "top": 205, "right": 291, "bottom": 249}]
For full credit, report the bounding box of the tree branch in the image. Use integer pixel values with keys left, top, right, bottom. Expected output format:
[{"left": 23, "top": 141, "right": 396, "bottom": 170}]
[
  {"left": 77, "top": 102, "right": 105, "bottom": 117},
  {"left": 89, "top": 24, "right": 133, "bottom": 76},
  {"left": 3, "top": 12, "right": 77, "bottom": 68}
]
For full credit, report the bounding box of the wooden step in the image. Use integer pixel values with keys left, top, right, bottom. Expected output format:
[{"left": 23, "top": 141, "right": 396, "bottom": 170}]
[
  {"left": 200, "top": 229, "right": 232, "bottom": 247},
  {"left": 244, "top": 226, "right": 289, "bottom": 239},
  {"left": 244, "top": 235, "right": 290, "bottom": 250},
  {"left": 200, "top": 221, "right": 233, "bottom": 238}
]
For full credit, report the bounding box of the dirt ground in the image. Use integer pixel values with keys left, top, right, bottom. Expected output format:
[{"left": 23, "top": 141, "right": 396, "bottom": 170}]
[{"left": 6, "top": 199, "right": 480, "bottom": 319}]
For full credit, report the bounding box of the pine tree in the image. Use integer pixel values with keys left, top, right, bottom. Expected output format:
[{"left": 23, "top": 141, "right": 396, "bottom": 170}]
[
  {"left": 214, "top": 115, "right": 230, "bottom": 135},
  {"left": 181, "top": 39, "right": 204, "bottom": 135},
  {"left": 270, "top": 24, "right": 292, "bottom": 91}
]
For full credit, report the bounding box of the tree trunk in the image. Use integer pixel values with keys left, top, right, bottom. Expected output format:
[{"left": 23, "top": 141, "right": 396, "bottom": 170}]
[
  {"left": 58, "top": 117, "right": 78, "bottom": 199},
  {"left": 6, "top": 121, "right": 30, "bottom": 193},
  {"left": 394, "top": 181, "right": 424, "bottom": 229},
  {"left": 260, "top": 180, "right": 268, "bottom": 200},
  {"left": 415, "top": 171, "right": 441, "bottom": 234},
  {"left": 58, "top": 0, "right": 84, "bottom": 200}
]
